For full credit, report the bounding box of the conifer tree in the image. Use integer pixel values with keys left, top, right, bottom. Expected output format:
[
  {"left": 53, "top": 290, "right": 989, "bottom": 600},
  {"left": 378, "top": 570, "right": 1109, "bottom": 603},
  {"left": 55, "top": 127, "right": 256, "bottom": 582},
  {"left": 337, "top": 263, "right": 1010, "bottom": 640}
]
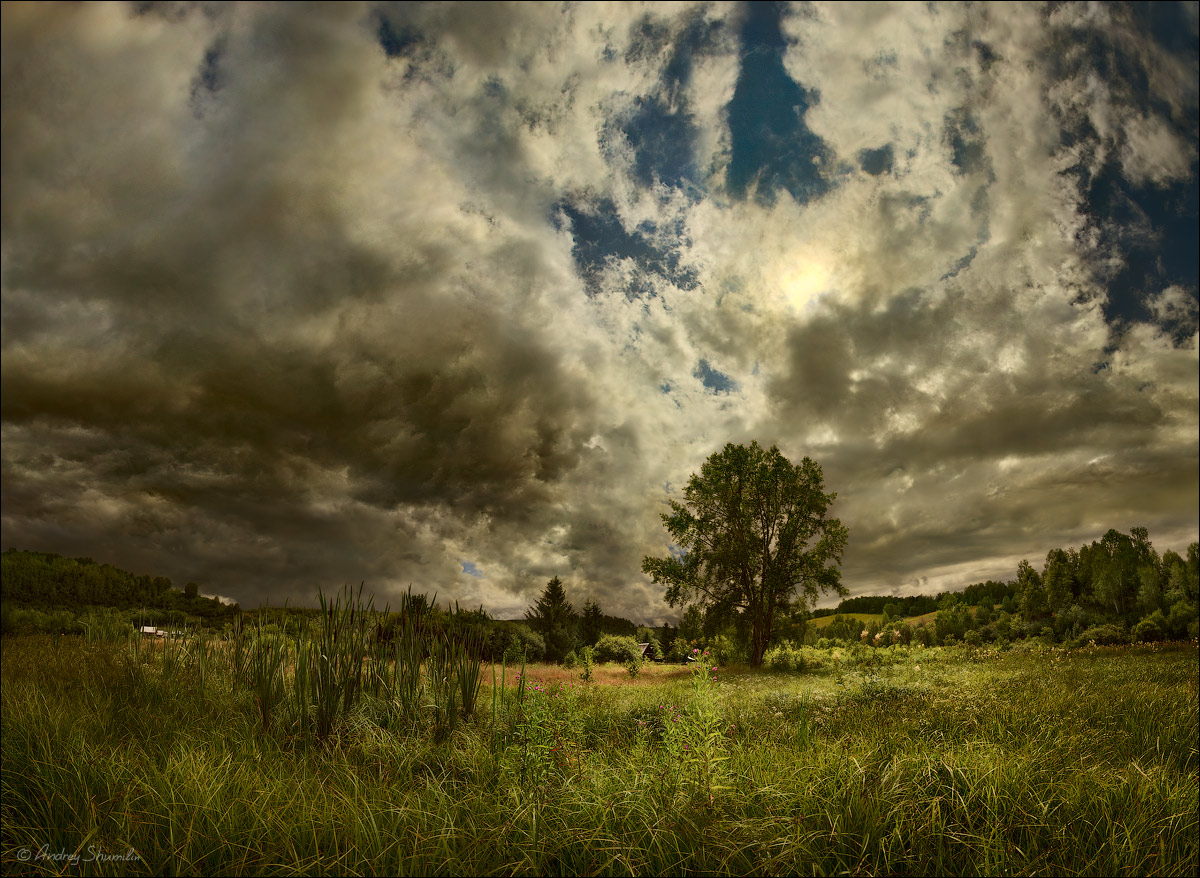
[{"left": 525, "top": 576, "right": 578, "bottom": 663}]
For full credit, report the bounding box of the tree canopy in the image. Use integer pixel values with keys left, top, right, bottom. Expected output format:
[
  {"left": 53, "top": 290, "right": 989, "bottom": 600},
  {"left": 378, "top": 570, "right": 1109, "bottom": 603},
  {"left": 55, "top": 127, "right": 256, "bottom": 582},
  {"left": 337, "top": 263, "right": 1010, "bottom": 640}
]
[{"left": 642, "top": 441, "right": 848, "bottom": 666}]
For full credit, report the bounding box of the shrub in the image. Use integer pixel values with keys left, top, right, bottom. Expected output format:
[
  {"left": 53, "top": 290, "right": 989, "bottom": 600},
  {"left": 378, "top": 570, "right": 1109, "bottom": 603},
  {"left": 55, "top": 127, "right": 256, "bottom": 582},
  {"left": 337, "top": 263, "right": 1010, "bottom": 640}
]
[
  {"left": 1074, "top": 623, "right": 1129, "bottom": 647},
  {"left": 1133, "top": 612, "right": 1166, "bottom": 643},
  {"left": 667, "top": 637, "right": 694, "bottom": 663},
  {"left": 1166, "top": 599, "right": 1198, "bottom": 640},
  {"left": 708, "top": 634, "right": 745, "bottom": 665},
  {"left": 498, "top": 623, "right": 546, "bottom": 664},
  {"left": 764, "top": 640, "right": 804, "bottom": 671},
  {"left": 578, "top": 646, "right": 594, "bottom": 682},
  {"left": 593, "top": 634, "right": 643, "bottom": 664}
]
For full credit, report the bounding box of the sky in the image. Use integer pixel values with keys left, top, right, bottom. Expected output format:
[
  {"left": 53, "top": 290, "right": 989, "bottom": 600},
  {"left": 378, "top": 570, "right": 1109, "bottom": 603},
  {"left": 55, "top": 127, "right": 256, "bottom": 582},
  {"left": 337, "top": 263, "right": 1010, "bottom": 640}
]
[{"left": 2, "top": 1, "right": 1197, "bottom": 623}]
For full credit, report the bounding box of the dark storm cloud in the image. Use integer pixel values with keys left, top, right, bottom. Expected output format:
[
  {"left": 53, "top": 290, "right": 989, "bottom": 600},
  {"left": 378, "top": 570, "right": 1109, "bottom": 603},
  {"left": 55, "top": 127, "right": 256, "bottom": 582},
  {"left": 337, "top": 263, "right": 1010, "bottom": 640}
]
[{"left": 1, "top": 1, "right": 604, "bottom": 608}]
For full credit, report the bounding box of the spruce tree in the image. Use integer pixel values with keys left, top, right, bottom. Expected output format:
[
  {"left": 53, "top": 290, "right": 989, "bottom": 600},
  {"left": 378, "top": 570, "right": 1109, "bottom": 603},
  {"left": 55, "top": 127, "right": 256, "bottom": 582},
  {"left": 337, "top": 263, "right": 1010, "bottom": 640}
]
[{"left": 525, "top": 577, "right": 578, "bottom": 663}]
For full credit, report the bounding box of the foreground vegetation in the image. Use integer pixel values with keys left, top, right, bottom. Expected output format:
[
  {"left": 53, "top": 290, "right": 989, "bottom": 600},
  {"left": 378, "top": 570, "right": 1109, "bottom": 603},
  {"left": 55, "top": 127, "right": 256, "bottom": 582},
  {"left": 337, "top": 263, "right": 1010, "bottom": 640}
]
[{"left": 2, "top": 626, "right": 1196, "bottom": 876}]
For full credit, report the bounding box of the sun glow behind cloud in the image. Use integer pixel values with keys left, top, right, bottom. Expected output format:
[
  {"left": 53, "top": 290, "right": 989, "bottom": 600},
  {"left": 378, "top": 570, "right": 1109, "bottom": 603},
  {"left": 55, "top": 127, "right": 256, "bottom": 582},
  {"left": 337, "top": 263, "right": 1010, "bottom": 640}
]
[{"left": 780, "top": 255, "right": 836, "bottom": 312}]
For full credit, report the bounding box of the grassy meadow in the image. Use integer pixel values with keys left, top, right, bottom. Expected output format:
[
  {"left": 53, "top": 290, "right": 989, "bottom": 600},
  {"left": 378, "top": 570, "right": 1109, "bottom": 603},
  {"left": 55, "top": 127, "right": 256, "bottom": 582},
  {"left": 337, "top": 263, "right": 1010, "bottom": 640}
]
[{"left": 1, "top": 625, "right": 1197, "bottom": 877}]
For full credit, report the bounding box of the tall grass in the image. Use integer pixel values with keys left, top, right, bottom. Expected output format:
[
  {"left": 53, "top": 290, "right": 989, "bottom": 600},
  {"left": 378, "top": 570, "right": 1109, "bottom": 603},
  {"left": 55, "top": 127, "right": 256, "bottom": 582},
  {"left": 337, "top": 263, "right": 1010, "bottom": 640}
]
[
  {"left": 304, "top": 584, "right": 372, "bottom": 745},
  {"left": 386, "top": 588, "right": 431, "bottom": 732},
  {"left": 2, "top": 609, "right": 1196, "bottom": 877},
  {"left": 247, "top": 620, "right": 288, "bottom": 736}
]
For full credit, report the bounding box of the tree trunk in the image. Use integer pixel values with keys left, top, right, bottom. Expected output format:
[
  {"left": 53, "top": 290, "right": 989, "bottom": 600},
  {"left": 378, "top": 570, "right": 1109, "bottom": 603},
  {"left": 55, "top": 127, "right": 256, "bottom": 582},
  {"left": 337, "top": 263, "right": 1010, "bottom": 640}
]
[{"left": 749, "top": 604, "right": 771, "bottom": 667}]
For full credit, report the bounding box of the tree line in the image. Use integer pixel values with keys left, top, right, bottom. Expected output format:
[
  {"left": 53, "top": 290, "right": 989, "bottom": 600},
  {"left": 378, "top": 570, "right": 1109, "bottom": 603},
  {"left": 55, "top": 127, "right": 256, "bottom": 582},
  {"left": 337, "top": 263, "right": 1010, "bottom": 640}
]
[
  {"left": 1, "top": 548, "right": 239, "bottom": 634},
  {"left": 4, "top": 522, "right": 1196, "bottom": 656},
  {"left": 812, "top": 527, "right": 1199, "bottom": 648},
  {"left": 0, "top": 550, "right": 662, "bottom": 663}
]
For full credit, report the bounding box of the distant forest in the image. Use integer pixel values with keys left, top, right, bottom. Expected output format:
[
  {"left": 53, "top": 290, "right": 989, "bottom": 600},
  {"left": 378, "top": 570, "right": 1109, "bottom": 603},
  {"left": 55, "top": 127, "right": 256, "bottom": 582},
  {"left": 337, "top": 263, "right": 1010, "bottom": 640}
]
[
  {"left": 0, "top": 548, "right": 239, "bottom": 634},
  {"left": 2, "top": 525, "right": 1197, "bottom": 654},
  {"left": 810, "top": 527, "right": 1199, "bottom": 649},
  {"left": 0, "top": 548, "right": 649, "bottom": 654}
]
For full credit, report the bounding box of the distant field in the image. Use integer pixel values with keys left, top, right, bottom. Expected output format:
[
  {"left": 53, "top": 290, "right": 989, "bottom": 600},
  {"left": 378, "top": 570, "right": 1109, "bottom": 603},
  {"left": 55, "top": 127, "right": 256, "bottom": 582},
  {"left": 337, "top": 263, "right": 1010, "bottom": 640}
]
[
  {"left": 810, "top": 612, "right": 882, "bottom": 628},
  {"left": 904, "top": 609, "right": 939, "bottom": 626},
  {"left": 2, "top": 635, "right": 1196, "bottom": 876},
  {"left": 810, "top": 609, "right": 962, "bottom": 629}
]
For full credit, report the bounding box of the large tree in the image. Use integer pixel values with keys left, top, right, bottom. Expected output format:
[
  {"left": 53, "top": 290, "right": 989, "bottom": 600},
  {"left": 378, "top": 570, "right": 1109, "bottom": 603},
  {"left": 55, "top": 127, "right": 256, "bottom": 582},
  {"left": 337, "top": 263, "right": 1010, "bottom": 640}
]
[{"left": 642, "top": 441, "right": 848, "bottom": 666}]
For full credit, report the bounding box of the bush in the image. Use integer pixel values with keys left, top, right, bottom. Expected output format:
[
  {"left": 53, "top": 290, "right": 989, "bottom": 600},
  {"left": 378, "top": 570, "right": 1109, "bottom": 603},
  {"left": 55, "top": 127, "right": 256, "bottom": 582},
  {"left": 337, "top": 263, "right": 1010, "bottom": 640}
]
[
  {"left": 497, "top": 623, "right": 546, "bottom": 664},
  {"left": 1074, "top": 623, "right": 1129, "bottom": 647},
  {"left": 764, "top": 640, "right": 805, "bottom": 671},
  {"left": 593, "top": 634, "right": 643, "bottom": 664},
  {"left": 667, "top": 637, "right": 694, "bottom": 663},
  {"left": 707, "top": 634, "right": 745, "bottom": 665},
  {"left": 1166, "top": 599, "right": 1198, "bottom": 640},
  {"left": 1133, "top": 612, "right": 1166, "bottom": 643},
  {"left": 562, "top": 649, "right": 579, "bottom": 669}
]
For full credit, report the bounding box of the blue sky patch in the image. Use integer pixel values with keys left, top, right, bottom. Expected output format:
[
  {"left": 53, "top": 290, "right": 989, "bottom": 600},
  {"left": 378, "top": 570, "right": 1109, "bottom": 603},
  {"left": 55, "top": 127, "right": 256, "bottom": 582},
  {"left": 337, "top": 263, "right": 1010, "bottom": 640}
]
[
  {"left": 725, "top": 1, "right": 831, "bottom": 206},
  {"left": 693, "top": 359, "right": 739, "bottom": 394},
  {"left": 556, "top": 196, "right": 698, "bottom": 298},
  {"left": 617, "top": 9, "right": 729, "bottom": 192},
  {"left": 621, "top": 95, "right": 700, "bottom": 190},
  {"left": 858, "top": 145, "right": 894, "bottom": 176}
]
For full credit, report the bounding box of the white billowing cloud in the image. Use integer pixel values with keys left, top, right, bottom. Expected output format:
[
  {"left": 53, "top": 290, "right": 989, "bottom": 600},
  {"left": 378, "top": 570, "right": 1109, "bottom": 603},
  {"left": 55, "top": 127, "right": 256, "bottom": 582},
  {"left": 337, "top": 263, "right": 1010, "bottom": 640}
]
[
  {"left": 781, "top": 1, "right": 969, "bottom": 160},
  {"left": 1, "top": 2, "right": 1196, "bottom": 622},
  {"left": 1120, "top": 112, "right": 1196, "bottom": 186}
]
